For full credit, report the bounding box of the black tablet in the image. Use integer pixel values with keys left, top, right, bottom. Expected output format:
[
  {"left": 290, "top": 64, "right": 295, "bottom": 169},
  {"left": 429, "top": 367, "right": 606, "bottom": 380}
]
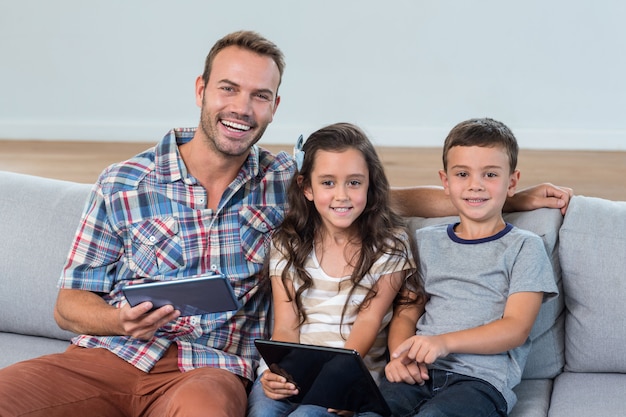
[
  {"left": 254, "top": 339, "right": 391, "bottom": 416},
  {"left": 122, "top": 273, "right": 240, "bottom": 316}
]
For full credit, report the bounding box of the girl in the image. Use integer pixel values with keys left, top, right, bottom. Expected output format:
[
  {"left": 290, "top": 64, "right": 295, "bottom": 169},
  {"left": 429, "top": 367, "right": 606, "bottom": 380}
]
[{"left": 247, "top": 123, "right": 422, "bottom": 417}]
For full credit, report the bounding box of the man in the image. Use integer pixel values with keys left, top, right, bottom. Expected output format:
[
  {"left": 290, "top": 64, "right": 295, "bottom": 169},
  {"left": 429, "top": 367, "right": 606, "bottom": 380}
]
[{"left": 0, "top": 31, "right": 571, "bottom": 417}]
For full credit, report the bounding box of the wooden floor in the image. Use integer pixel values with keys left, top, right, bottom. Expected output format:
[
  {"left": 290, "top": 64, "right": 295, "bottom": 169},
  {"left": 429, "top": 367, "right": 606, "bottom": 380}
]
[{"left": 1, "top": 140, "right": 624, "bottom": 201}]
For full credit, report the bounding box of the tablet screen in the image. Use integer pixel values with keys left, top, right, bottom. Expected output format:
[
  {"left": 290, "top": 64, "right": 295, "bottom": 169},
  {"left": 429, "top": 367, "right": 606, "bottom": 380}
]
[{"left": 255, "top": 339, "right": 391, "bottom": 416}]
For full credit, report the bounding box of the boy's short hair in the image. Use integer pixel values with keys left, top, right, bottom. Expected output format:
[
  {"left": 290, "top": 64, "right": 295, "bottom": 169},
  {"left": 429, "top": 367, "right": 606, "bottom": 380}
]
[{"left": 442, "top": 117, "right": 519, "bottom": 173}]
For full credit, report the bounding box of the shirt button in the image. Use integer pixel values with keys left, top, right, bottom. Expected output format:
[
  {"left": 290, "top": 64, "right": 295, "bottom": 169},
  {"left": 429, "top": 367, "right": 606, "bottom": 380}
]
[
  {"left": 149, "top": 236, "right": 156, "bottom": 243},
  {"left": 260, "top": 222, "right": 268, "bottom": 230},
  {"left": 210, "top": 264, "right": 218, "bottom": 271}
]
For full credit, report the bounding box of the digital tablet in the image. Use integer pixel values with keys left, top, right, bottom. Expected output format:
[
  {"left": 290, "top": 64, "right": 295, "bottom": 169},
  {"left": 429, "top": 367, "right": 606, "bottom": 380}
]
[
  {"left": 122, "top": 273, "right": 240, "bottom": 316},
  {"left": 254, "top": 339, "right": 391, "bottom": 416}
]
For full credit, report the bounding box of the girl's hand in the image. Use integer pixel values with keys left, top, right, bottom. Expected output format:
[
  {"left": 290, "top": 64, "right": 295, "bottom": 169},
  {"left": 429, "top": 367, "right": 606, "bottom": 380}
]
[
  {"left": 392, "top": 334, "right": 449, "bottom": 365},
  {"left": 385, "top": 351, "right": 429, "bottom": 385},
  {"left": 259, "top": 370, "right": 299, "bottom": 400}
]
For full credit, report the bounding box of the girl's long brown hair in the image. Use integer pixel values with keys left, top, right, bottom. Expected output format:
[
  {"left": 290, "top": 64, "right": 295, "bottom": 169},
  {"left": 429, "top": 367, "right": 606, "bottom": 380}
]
[{"left": 273, "top": 123, "right": 423, "bottom": 335}]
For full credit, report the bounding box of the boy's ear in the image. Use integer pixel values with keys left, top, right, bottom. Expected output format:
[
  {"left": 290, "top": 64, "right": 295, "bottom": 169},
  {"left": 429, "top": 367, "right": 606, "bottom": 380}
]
[
  {"left": 508, "top": 170, "right": 521, "bottom": 197},
  {"left": 438, "top": 170, "right": 451, "bottom": 195}
]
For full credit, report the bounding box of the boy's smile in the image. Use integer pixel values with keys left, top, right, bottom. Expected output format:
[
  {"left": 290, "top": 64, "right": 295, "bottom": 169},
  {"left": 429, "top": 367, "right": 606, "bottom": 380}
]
[{"left": 440, "top": 145, "right": 519, "bottom": 238}]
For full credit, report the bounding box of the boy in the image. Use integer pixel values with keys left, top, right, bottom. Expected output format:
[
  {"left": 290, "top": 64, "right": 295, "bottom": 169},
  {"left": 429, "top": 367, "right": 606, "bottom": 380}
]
[{"left": 379, "top": 118, "right": 558, "bottom": 416}]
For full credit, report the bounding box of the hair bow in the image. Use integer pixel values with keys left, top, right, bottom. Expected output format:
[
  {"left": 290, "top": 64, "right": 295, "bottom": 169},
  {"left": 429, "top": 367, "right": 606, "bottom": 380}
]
[{"left": 293, "top": 134, "right": 305, "bottom": 171}]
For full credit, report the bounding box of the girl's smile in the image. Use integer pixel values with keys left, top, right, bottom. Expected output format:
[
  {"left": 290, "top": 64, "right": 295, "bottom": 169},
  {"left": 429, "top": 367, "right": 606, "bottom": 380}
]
[{"left": 303, "top": 148, "right": 369, "bottom": 234}]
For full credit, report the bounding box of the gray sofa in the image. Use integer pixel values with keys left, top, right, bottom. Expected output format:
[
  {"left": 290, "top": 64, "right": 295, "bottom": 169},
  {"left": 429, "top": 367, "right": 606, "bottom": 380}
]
[{"left": 1, "top": 170, "right": 625, "bottom": 416}]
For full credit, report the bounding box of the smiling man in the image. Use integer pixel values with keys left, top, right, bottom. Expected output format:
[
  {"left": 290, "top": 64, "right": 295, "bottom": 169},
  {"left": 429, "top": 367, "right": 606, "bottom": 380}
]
[
  {"left": 0, "top": 30, "right": 292, "bottom": 417},
  {"left": 0, "top": 31, "right": 572, "bottom": 417},
  {"left": 180, "top": 42, "right": 283, "bottom": 209}
]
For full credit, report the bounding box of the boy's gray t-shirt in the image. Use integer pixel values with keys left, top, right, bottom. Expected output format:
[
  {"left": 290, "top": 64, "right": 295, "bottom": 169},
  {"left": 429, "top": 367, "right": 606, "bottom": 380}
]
[{"left": 415, "top": 223, "right": 558, "bottom": 412}]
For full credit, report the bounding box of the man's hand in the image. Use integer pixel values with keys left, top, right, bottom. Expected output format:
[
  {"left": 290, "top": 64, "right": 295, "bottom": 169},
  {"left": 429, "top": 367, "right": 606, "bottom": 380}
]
[
  {"left": 506, "top": 183, "right": 573, "bottom": 215},
  {"left": 54, "top": 288, "right": 178, "bottom": 337},
  {"left": 119, "top": 302, "right": 180, "bottom": 340},
  {"left": 385, "top": 351, "right": 429, "bottom": 385}
]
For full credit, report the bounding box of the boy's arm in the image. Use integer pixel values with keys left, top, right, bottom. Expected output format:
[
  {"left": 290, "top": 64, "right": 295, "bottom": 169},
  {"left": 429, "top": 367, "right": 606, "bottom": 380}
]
[
  {"left": 392, "top": 291, "right": 543, "bottom": 364},
  {"left": 390, "top": 183, "right": 573, "bottom": 217}
]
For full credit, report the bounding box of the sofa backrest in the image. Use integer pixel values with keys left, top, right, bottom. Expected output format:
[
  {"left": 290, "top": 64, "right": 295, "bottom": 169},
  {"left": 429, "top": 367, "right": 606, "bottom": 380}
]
[
  {"left": 0, "top": 171, "right": 92, "bottom": 341},
  {"left": 406, "top": 207, "right": 566, "bottom": 380},
  {"left": 559, "top": 195, "right": 626, "bottom": 373}
]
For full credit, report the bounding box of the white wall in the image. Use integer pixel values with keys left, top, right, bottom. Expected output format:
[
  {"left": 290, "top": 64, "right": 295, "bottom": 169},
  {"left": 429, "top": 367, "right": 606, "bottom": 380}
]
[{"left": 1, "top": 0, "right": 624, "bottom": 150}]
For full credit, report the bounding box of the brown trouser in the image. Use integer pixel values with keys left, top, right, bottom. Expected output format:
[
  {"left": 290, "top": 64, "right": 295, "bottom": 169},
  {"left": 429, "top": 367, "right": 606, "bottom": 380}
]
[{"left": 0, "top": 344, "right": 248, "bottom": 417}]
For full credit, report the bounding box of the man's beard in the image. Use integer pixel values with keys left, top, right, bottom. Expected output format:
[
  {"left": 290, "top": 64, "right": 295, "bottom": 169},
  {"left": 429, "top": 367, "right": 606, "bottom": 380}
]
[
  {"left": 199, "top": 95, "right": 268, "bottom": 157},
  {"left": 199, "top": 110, "right": 268, "bottom": 158}
]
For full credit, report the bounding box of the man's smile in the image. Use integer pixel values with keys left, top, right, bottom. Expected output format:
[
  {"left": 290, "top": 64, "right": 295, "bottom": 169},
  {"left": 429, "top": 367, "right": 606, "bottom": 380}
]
[{"left": 220, "top": 119, "right": 251, "bottom": 132}]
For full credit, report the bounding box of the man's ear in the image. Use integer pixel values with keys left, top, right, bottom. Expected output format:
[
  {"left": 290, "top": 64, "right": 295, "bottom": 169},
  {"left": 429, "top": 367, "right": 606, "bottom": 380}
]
[
  {"left": 508, "top": 170, "right": 521, "bottom": 197},
  {"left": 266, "top": 95, "right": 281, "bottom": 124},
  {"left": 438, "top": 170, "right": 451, "bottom": 196},
  {"left": 273, "top": 95, "right": 281, "bottom": 116},
  {"left": 195, "top": 76, "right": 205, "bottom": 108}
]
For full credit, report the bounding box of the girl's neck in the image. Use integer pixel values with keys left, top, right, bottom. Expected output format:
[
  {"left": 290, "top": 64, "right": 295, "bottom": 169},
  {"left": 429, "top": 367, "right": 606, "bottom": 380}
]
[
  {"left": 314, "top": 228, "right": 361, "bottom": 279},
  {"left": 316, "top": 224, "right": 361, "bottom": 253}
]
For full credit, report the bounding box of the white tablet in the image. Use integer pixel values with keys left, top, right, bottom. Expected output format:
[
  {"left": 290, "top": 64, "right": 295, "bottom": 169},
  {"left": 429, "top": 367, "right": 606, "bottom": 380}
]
[{"left": 122, "top": 273, "right": 240, "bottom": 316}]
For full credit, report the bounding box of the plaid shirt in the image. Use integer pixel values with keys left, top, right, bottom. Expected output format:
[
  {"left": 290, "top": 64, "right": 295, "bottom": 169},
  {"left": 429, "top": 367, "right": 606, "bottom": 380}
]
[{"left": 58, "top": 128, "right": 294, "bottom": 380}]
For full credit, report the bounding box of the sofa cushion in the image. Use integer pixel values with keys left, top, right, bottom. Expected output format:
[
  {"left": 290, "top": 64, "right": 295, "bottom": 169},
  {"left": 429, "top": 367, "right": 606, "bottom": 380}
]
[
  {"left": 0, "top": 333, "right": 70, "bottom": 369},
  {"left": 509, "top": 378, "right": 553, "bottom": 417},
  {"left": 406, "top": 207, "right": 565, "bottom": 380},
  {"left": 504, "top": 209, "right": 565, "bottom": 380},
  {"left": 559, "top": 195, "right": 626, "bottom": 372},
  {"left": 0, "top": 171, "right": 91, "bottom": 341},
  {"left": 549, "top": 372, "right": 626, "bottom": 417}
]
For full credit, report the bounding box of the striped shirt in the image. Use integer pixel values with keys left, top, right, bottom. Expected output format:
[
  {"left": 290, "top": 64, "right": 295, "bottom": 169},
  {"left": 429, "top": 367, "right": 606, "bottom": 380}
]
[
  {"left": 269, "top": 232, "right": 415, "bottom": 382},
  {"left": 58, "top": 128, "right": 295, "bottom": 380}
]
